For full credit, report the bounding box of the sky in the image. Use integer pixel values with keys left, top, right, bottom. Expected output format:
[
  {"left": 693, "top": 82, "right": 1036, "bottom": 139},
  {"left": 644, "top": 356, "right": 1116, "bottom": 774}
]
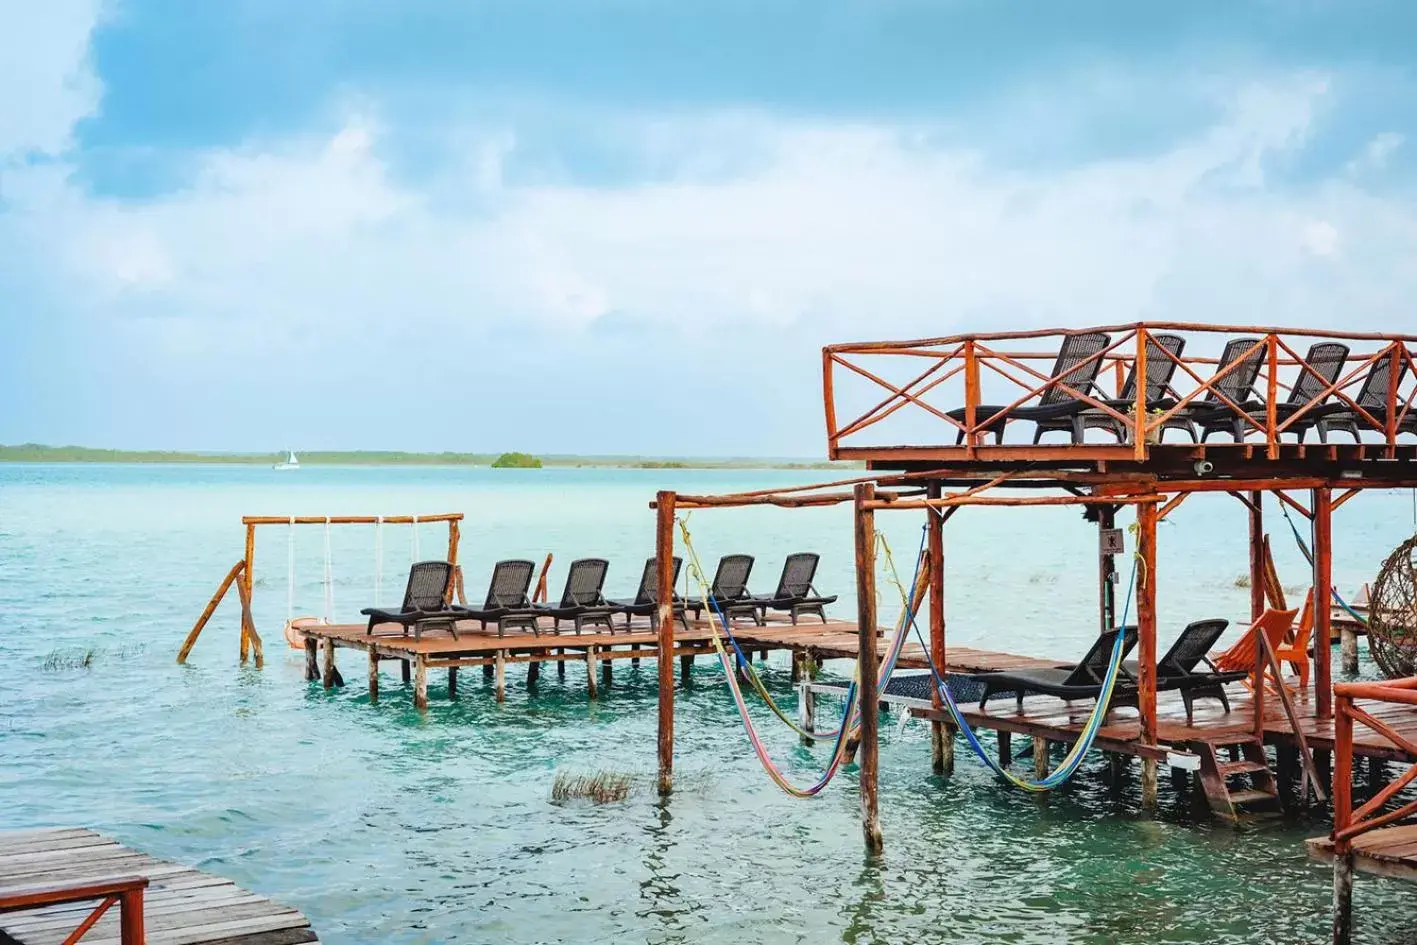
[{"left": 2, "top": 1, "right": 1415, "bottom": 456}]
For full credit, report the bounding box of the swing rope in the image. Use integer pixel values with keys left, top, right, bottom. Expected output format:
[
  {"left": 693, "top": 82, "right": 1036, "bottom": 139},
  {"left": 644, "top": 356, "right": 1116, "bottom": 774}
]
[
  {"left": 881, "top": 512, "right": 1137, "bottom": 792},
  {"left": 674, "top": 515, "right": 927, "bottom": 797},
  {"left": 374, "top": 516, "right": 384, "bottom": 608},
  {"left": 1276, "top": 497, "right": 1368, "bottom": 627},
  {"left": 286, "top": 516, "right": 295, "bottom": 623},
  {"left": 322, "top": 517, "right": 336, "bottom": 624}
]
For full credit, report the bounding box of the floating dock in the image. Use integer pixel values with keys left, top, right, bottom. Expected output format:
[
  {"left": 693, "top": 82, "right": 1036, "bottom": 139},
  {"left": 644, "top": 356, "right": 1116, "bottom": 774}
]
[{"left": 0, "top": 828, "right": 317, "bottom": 945}]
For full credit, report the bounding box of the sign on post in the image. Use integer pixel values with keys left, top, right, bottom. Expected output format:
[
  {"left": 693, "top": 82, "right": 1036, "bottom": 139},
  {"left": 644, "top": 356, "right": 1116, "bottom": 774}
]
[{"left": 1099, "top": 528, "right": 1125, "bottom": 556}]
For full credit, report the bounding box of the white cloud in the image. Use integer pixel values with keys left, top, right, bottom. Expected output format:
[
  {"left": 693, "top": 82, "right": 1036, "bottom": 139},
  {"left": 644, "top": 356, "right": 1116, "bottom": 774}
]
[
  {"left": 1347, "top": 131, "right": 1405, "bottom": 175},
  {"left": 0, "top": 0, "right": 103, "bottom": 158}
]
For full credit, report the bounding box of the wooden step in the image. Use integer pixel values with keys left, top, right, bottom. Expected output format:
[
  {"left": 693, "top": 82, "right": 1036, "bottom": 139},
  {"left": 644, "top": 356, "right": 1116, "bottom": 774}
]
[
  {"left": 1219, "top": 759, "right": 1270, "bottom": 777},
  {"left": 1228, "top": 788, "right": 1280, "bottom": 807}
]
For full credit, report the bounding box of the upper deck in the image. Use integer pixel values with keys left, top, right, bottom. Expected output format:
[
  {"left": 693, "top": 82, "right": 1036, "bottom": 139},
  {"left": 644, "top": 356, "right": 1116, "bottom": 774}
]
[{"left": 823, "top": 322, "right": 1417, "bottom": 483}]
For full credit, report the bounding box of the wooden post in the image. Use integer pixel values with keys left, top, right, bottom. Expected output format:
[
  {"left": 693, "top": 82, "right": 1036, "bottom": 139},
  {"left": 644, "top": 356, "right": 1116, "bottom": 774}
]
[
  {"left": 927, "top": 485, "right": 949, "bottom": 775},
  {"left": 1098, "top": 505, "right": 1117, "bottom": 633},
  {"left": 241, "top": 523, "right": 256, "bottom": 662},
  {"left": 1341, "top": 627, "right": 1359, "bottom": 675},
  {"left": 448, "top": 666, "right": 458, "bottom": 699},
  {"left": 1314, "top": 487, "right": 1334, "bottom": 719},
  {"left": 235, "top": 574, "right": 263, "bottom": 668},
  {"left": 444, "top": 521, "right": 460, "bottom": 604},
  {"left": 998, "top": 731, "right": 1013, "bottom": 768},
  {"left": 656, "top": 491, "right": 677, "bottom": 795},
  {"left": 855, "top": 482, "right": 883, "bottom": 854},
  {"left": 178, "top": 560, "right": 245, "bottom": 663},
  {"left": 413, "top": 656, "right": 428, "bottom": 711},
  {"left": 799, "top": 672, "right": 817, "bottom": 746},
  {"left": 304, "top": 636, "right": 318, "bottom": 681},
  {"left": 1248, "top": 491, "right": 1265, "bottom": 622},
  {"left": 1033, "top": 736, "right": 1049, "bottom": 779},
  {"left": 120, "top": 887, "right": 145, "bottom": 945},
  {"left": 321, "top": 637, "right": 337, "bottom": 689},
  {"left": 586, "top": 646, "right": 599, "bottom": 699},
  {"left": 368, "top": 652, "right": 379, "bottom": 703},
  {"left": 1333, "top": 693, "right": 1354, "bottom": 945},
  {"left": 402, "top": 659, "right": 411, "bottom": 683},
  {"left": 495, "top": 650, "right": 506, "bottom": 703},
  {"left": 1137, "top": 499, "right": 1160, "bottom": 809}
]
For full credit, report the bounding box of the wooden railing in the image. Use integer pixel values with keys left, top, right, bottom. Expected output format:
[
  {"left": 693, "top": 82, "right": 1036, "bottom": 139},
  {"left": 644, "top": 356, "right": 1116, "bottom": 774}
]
[
  {"left": 823, "top": 323, "right": 1417, "bottom": 460},
  {"left": 0, "top": 875, "right": 147, "bottom": 944},
  {"left": 1332, "top": 678, "right": 1417, "bottom": 854}
]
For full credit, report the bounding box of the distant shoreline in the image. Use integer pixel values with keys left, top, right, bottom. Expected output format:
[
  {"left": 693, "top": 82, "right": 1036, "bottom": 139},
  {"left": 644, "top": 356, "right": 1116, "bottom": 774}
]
[{"left": 0, "top": 444, "right": 854, "bottom": 471}]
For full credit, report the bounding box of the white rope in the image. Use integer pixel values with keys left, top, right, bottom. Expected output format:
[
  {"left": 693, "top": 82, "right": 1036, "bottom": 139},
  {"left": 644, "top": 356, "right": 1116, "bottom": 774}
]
[
  {"left": 374, "top": 516, "right": 384, "bottom": 607},
  {"left": 411, "top": 514, "right": 421, "bottom": 562},
  {"left": 323, "top": 517, "right": 335, "bottom": 623},
  {"left": 286, "top": 516, "right": 295, "bottom": 622}
]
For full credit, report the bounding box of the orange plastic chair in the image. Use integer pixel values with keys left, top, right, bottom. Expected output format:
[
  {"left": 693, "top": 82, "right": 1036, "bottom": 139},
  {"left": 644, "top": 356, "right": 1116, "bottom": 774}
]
[
  {"left": 1212, "top": 607, "right": 1300, "bottom": 691},
  {"left": 1274, "top": 589, "right": 1313, "bottom": 690}
]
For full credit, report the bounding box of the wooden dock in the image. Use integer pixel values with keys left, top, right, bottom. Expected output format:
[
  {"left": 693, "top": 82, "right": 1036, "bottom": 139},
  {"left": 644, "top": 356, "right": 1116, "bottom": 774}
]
[
  {"left": 0, "top": 828, "right": 316, "bottom": 945},
  {"left": 1309, "top": 826, "right": 1417, "bottom": 881}
]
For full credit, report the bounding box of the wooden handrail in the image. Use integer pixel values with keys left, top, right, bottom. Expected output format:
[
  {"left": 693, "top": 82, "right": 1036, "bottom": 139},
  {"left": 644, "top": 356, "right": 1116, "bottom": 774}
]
[
  {"left": 0, "top": 874, "right": 147, "bottom": 944},
  {"left": 242, "top": 513, "right": 463, "bottom": 525},
  {"left": 1332, "top": 678, "right": 1417, "bottom": 855}
]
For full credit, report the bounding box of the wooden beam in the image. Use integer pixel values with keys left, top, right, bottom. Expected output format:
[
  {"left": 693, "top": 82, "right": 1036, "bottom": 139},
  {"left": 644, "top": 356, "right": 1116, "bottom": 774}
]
[
  {"left": 855, "top": 482, "right": 883, "bottom": 853},
  {"left": 927, "top": 486, "right": 948, "bottom": 775},
  {"left": 178, "top": 560, "right": 244, "bottom": 663},
  {"left": 1315, "top": 487, "right": 1334, "bottom": 719},
  {"left": 656, "top": 491, "right": 677, "bottom": 796},
  {"left": 242, "top": 513, "right": 464, "bottom": 525}
]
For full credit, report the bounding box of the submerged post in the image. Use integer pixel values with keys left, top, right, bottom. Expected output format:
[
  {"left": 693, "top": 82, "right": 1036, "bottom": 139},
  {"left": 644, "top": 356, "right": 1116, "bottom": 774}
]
[
  {"left": 1248, "top": 491, "right": 1265, "bottom": 622},
  {"left": 1313, "top": 487, "right": 1334, "bottom": 719},
  {"left": 1136, "top": 498, "right": 1159, "bottom": 809},
  {"left": 656, "top": 490, "right": 677, "bottom": 796},
  {"left": 927, "top": 485, "right": 951, "bottom": 775},
  {"left": 855, "top": 482, "right": 883, "bottom": 854}
]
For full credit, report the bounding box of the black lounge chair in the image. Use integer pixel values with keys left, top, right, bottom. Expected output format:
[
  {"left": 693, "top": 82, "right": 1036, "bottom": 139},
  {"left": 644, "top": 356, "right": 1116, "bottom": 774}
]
[
  {"left": 452, "top": 559, "right": 538, "bottom": 636},
  {"left": 610, "top": 556, "right": 688, "bottom": 630},
  {"left": 945, "top": 331, "right": 1111, "bottom": 444},
  {"left": 534, "top": 558, "right": 620, "bottom": 634},
  {"left": 683, "top": 554, "right": 760, "bottom": 625},
  {"left": 1293, "top": 353, "right": 1415, "bottom": 442},
  {"left": 1167, "top": 337, "right": 1266, "bottom": 440},
  {"left": 361, "top": 560, "right": 460, "bottom": 639},
  {"left": 749, "top": 552, "right": 838, "bottom": 624},
  {"left": 1080, "top": 333, "right": 1193, "bottom": 443},
  {"left": 970, "top": 625, "right": 1139, "bottom": 711},
  {"left": 1123, "top": 618, "right": 1247, "bottom": 721},
  {"left": 1196, "top": 341, "right": 1350, "bottom": 442}
]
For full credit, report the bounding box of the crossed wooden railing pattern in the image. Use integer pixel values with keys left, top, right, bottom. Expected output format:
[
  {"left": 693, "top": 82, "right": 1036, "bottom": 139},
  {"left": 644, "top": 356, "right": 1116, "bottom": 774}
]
[
  {"left": 823, "top": 323, "right": 1417, "bottom": 460},
  {"left": 1331, "top": 678, "right": 1417, "bottom": 855}
]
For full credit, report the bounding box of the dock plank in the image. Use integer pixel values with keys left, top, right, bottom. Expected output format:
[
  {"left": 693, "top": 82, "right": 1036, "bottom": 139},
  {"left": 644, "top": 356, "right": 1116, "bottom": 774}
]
[{"left": 0, "top": 829, "right": 315, "bottom": 945}]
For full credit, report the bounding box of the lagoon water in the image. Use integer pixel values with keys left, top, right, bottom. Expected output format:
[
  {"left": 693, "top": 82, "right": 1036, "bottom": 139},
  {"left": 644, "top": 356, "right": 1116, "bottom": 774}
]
[{"left": 3, "top": 463, "right": 1417, "bottom": 943}]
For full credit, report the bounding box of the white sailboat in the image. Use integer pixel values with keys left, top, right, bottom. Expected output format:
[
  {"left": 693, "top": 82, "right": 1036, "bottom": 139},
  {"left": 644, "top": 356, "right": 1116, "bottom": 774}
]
[{"left": 274, "top": 450, "right": 300, "bottom": 471}]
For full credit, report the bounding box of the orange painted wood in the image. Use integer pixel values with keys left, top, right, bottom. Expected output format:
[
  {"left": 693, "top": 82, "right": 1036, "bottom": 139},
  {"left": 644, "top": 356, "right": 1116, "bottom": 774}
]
[{"left": 655, "top": 490, "right": 676, "bottom": 796}]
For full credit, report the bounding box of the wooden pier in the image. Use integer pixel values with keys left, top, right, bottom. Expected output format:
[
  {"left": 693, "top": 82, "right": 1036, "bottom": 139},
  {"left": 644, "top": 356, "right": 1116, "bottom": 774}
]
[{"left": 0, "top": 828, "right": 316, "bottom": 945}]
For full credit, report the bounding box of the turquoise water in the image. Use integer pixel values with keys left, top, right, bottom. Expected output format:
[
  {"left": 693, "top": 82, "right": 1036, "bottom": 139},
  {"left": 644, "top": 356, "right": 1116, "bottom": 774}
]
[{"left": 3, "top": 463, "right": 1417, "bottom": 944}]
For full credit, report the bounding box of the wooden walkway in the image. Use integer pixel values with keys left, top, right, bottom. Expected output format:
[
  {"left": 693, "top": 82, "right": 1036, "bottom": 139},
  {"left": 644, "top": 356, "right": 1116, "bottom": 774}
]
[
  {"left": 1309, "top": 825, "right": 1417, "bottom": 881},
  {"left": 0, "top": 828, "right": 316, "bottom": 945}
]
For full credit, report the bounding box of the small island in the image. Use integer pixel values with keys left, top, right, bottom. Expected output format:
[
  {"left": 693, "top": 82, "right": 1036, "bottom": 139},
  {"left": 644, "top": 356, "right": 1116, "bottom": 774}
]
[{"left": 490, "top": 451, "right": 543, "bottom": 469}]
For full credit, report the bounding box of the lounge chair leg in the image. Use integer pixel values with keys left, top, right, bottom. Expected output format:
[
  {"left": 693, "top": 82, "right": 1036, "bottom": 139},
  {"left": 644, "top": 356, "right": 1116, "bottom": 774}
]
[
  {"left": 447, "top": 666, "right": 457, "bottom": 700},
  {"left": 413, "top": 657, "right": 428, "bottom": 711},
  {"left": 368, "top": 652, "right": 379, "bottom": 703},
  {"left": 1141, "top": 758, "right": 1159, "bottom": 810}
]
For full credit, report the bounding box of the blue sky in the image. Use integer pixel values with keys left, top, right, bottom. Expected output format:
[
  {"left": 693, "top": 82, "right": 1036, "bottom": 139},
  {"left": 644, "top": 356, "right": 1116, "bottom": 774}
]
[{"left": 2, "top": 1, "right": 1415, "bottom": 455}]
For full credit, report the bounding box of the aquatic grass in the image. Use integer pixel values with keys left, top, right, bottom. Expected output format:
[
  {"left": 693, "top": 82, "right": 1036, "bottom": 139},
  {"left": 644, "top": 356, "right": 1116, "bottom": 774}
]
[
  {"left": 550, "top": 769, "right": 635, "bottom": 804},
  {"left": 1234, "top": 574, "right": 1252, "bottom": 588},
  {"left": 42, "top": 643, "right": 147, "bottom": 672}
]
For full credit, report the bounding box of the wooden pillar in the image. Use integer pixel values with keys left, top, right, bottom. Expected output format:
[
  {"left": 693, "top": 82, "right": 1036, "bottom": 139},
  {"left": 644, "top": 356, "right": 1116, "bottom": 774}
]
[
  {"left": 368, "top": 652, "right": 380, "bottom": 703},
  {"left": 798, "top": 674, "right": 817, "bottom": 747},
  {"left": 1341, "top": 627, "right": 1359, "bottom": 676},
  {"left": 558, "top": 650, "right": 567, "bottom": 679},
  {"left": 1333, "top": 695, "right": 1354, "bottom": 945},
  {"left": 527, "top": 660, "right": 541, "bottom": 685},
  {"left": 1032, "top": 736, "right": 1049, "bottom": 779},
  {"left": 655, "top": 491, "right": 677, "bottom": 796},
  {"left": 998, "top": 731, "right": 1013, "bottom": 768},
  {"left": 321, "top": 638, "right": 336, "bottom": 689},
  {"left": 679, "top": 654, "right": 693, "bottom": 680},
  {"left": 1098, "top": 504, "right": 1117, "bottom": 633},
  {"left": 241, "top": 523, "right": 256, "bottom": 662},
  {"left": 586, "top": 646, "right": 599, "bottom": 699},
  {"left": 1137, "top": 499, "right": 1160, "bottom": 810},
  {"left": 1248, "top": 491, "right": 1265, "bottom": 622},
  {"left": 445, "top": 521, "right": 460, "bottom": 602},
  {"left": 495, "top": 650, "right": 506, "bottom": 703},
  {"left": 927, "top": 485, "right": 949, "bottom": 775},
  {"left": 413, "top": 656, "right": 428, "bottom": 711},
  {"left": 401, "top": 659, "right": 411, "bottom": 683},
  {"left": 119, "top": 887, "right": 145, "bottom": 945},
  {"left": 1314, "top": 487, "right": 1334, "bottom": 718},
  {"left": 854, "top": 482, "right": 883, "bottom": 854},
  {"left": 1332, "top": 854, "right": 1354, "bottom": 945},
  {"left": 448, "top": 666, "right": 458, "bottom": 699},
  {"left": 304, "top": 636, "right": 318, "bottom": 681}
]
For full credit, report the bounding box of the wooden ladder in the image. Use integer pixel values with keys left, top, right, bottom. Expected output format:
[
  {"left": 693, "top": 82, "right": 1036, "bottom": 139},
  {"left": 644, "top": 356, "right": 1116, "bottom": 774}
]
[{"left": 1196, "top": 737, "right": 1282, "bottom": 820}]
